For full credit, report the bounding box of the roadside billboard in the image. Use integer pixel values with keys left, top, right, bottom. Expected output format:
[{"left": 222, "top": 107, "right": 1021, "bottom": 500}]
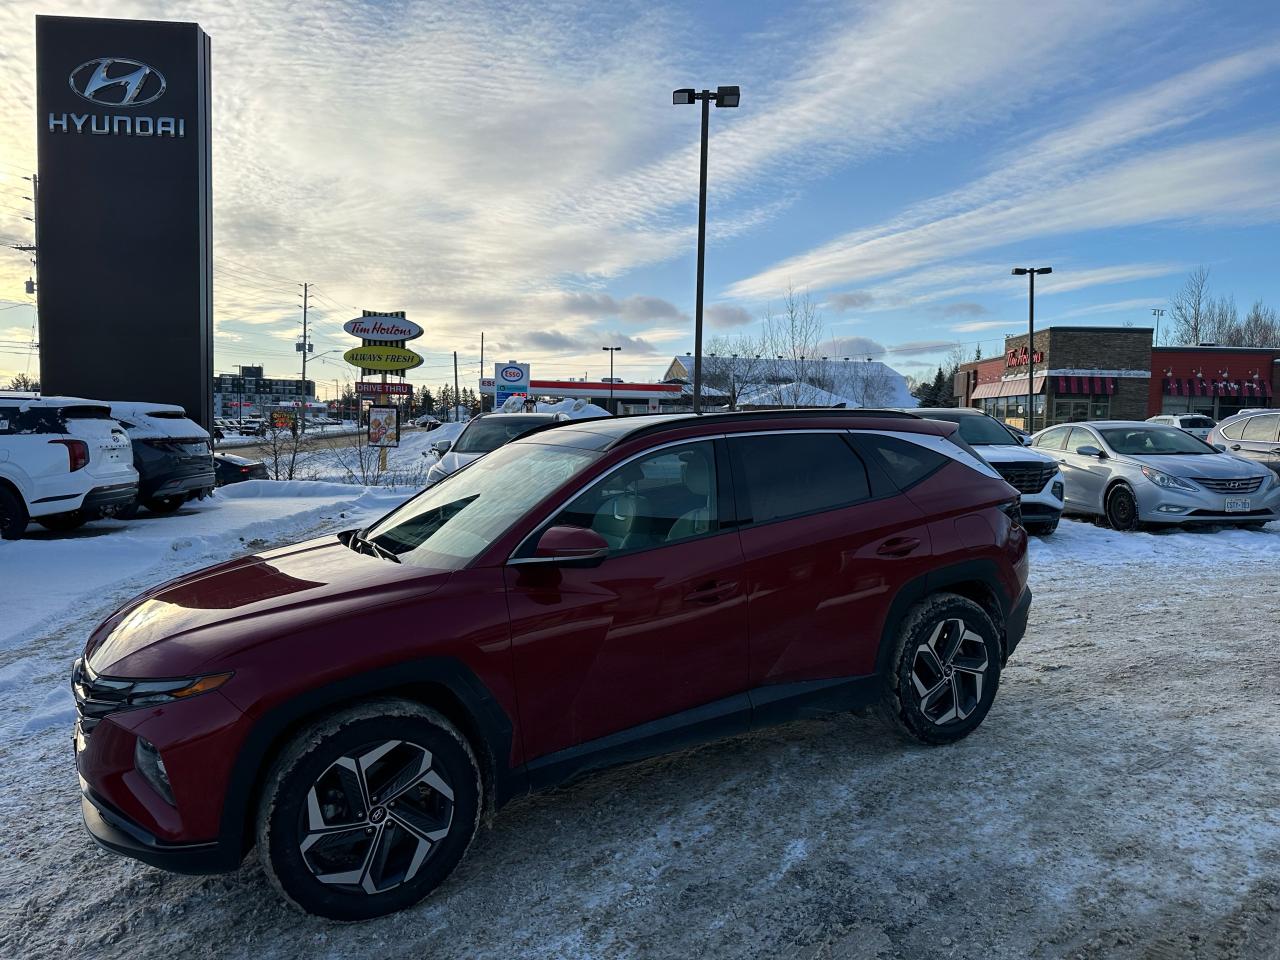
[{"left": 368, "top": 405, "right": 399, "bottom": 448}]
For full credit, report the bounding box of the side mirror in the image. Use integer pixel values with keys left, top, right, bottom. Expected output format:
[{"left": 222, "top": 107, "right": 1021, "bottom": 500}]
[
  {"left": 433, "top": 439, "right": 452, "bottom": 455},
  {"left": 1020, "top": 434, "right": 1033, "bottom": 446},
  {"left": 1076, "top": 445, "right": 1105, "bottom": 458},
  {"left": 1212, "top": 442, "right": 1227, "bottom": 452},
  {"left": 515, "top": 525, "right": 610, "bottom": 567}
]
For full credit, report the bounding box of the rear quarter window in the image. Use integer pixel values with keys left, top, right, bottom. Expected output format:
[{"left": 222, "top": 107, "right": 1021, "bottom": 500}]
[
  {"left": 859, "top": 434, "right": 948, "bottom": 491},
  {"left": 1220, "top": 419, "right": 1248, "bottom": 440}
]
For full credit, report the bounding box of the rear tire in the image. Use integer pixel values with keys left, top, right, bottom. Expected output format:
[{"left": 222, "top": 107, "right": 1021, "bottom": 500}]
[
  {"left": 878, "top": 593, "right": 1002, "bottom": 745},
  {"left": 1104, "top": 483, "right": 1140, "bottom": 531},
  {"left": 36, "top": 511, "right": 86, "bottom": 532},
  {"left": 142, "top": 495, "right": 183, "bottom": 514},
  {"left": 256, "top": 699, "right": 482, "bottom": 921},
  {"left": 0, "top": 486, "right": 27, "bottom": 540}
]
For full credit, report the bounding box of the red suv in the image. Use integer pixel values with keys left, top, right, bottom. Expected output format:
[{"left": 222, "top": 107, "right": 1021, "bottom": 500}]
[{"left": 73, "top": 410, "right": 1030, "bottom": 920}]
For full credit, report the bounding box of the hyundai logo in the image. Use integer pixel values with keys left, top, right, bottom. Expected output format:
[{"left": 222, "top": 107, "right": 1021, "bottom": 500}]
[{"left": 69, "top": 58, "right": 167, "bottom": 107}]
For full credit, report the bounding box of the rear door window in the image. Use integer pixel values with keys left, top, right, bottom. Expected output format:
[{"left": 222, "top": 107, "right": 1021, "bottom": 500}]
[
  {"left": 1033, "top": 426, "right": 1070, "bottom": 451},
  {"left": 1182, "top": 416, "right": 1215, "bottom": 429},
  {"left": 728, "top": 432, "right": 871, "bottom": 525},
  {"left": 1066, "top": 427, "right": 1100, "bottom": 453},
  {"left": 1241, "top": 415, "right": 1280, "bottom": 442}
]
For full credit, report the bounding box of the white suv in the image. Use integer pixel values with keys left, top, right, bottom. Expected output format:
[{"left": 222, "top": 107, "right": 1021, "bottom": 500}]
[
  {"left": 0, "top": 393, "right": 138, "bottom": 538},
  {"left": 913, "top": 407, "right": 1065, "bottom": 534},
  {"left": 1146, "top": 414, "right": 1216, "bottom": 440}
]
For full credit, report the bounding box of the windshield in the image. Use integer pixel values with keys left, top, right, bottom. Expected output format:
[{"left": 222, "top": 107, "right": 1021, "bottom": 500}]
[
  {"left": 454, "top": 417, "right": 548, "bottom": 454},
  {"left": 927, "top": 414, "right": 1019, "bottom": 446},
  {"left": 1099, "top": 426, "right": 1216, "bottom": 456},
  {"left": 363, "top": 442, "right": 598, "bottom": 569}
]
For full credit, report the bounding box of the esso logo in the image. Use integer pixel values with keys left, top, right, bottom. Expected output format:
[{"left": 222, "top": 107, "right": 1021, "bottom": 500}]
[{"left": 500, "top": 366, "right": 524, "bottom": 382}]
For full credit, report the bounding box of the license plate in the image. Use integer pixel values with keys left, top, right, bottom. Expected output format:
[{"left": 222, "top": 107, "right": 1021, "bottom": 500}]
[{"left": 1225, "top": 498, "right": 1251, "bottom": 513}]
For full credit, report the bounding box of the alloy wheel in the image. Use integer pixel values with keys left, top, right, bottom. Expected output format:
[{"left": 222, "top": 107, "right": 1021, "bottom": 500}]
[
  {"left": 910, "top": 617, "right": 989, "bottom": 725},
  {"left": 298, "top": 739, "right": 455, "bottom": 895}
]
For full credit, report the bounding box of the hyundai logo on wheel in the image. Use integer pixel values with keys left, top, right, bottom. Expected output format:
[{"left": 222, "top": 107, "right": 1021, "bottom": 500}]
[{"left": 69, "top": 58, "right": 167, "bottom": 107}]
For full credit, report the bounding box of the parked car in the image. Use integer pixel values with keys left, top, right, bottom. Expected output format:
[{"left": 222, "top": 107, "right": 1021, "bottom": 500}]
[
  {"left": 1208, "top": 410, "right": 1280, "bottom": 476},
  {"left": 0, "top": 392, "right": 138, "bottom": 538},
  {"left": 1146, "top": 413, "right": 1216, "bottom": 440},
  {"left": 913, "top": 408, "right": 1064, "bottom": 534},
  {"left": 214, "top": 452, "right": 270, "bottom": 486},
  {"left": 109, "top": 401, "right": 216, "bottom": 514},
  {"left": 424, "top": 411, "right": 571, "bottom": 487},
  {"left": 413, "top": 414, "right": 441, "bottom": 430},
  {"left": 1031, "top": 420, "right": 1279, "bottom": 529},
  {"left": 73, "top": 409, "right": 1030, "bottom": 920}
]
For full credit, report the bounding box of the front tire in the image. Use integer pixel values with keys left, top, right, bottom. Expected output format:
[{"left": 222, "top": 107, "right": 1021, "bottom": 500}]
[
  {"left": 256, "top": 700, "right": 482, "bottom": 922},
  {"left": 878, "top": 594, "right": 1002, "bottom": 745},
  {"left": 1105, "top": 483, "right": 1140, "bottom": 531}
]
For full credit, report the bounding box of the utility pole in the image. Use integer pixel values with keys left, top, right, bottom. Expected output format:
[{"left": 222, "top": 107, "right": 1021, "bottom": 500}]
[
  {"left": 453, "top": 351, "right": 460, "bottom": 422},
  {"left": 479, "top": 332, "right": 485, "bottom": 412},
  {"left": 298, "top": 282, "right": 311, "bottom": 434}
]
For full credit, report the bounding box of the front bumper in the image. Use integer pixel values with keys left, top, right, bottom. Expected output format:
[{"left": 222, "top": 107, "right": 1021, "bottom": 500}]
[
  {"left": 1133, "top": 479, "right": 1280, "bottom": 524},
  {"left": 80, "top": 785, "right": 240, "bottom": 874}
]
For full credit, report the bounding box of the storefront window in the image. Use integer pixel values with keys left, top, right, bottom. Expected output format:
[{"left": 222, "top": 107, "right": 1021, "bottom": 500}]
[{"left": 1051, "top": 395, "right": 1109, "bottom": 424}]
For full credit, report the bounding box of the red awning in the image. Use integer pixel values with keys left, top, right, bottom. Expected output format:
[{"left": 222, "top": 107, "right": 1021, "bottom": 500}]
[
  {"left": 1166, "top": 377, "right": 1274, "bottom": 398},
  {"left": 1055, "top": 376, "right": 1116, "bottom": 396}
]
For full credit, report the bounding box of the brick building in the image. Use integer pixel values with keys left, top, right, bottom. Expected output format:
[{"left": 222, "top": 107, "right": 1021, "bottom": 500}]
[{"left": 955, "top": 326, "right": 1280, "bottom": 430}]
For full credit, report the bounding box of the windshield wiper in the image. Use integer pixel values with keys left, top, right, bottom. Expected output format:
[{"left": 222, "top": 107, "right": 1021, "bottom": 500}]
[{"left": 341, "top": 528, "right": 402, "bottom": 563}]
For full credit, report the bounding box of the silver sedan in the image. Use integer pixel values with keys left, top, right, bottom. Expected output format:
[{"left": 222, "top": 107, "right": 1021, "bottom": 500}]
[{"left": 1030, "top": 420, "right": 1280, "bottom": 530}]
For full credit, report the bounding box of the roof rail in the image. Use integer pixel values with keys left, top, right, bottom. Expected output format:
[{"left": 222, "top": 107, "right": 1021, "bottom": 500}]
[{"left": 604, "top": 407, "right": 921, "bottom": 447}]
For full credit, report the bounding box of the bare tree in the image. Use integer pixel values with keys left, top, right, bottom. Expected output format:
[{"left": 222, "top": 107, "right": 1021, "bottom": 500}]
[
  {"left": 702, "top": 333, "right": 768, "bottom": 409},
  {"left": 1240, "top": 300, "right": 1280, "bottom": 347},
  {"left": 259, "top": 416, "right": 315, "bottom": 480},
  {"left": 761, "top": 285, "right": 825, "bottom": 406},
  {"left": 1169, "top": 267, "right": 1211, "bottom": 345},
  {"left": 1204, "top": 294, "right": 1239, "bottom": 345}
]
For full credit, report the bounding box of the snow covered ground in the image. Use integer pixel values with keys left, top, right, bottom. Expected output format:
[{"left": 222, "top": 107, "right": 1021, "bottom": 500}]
[{"left": 1, "top": 496, "right": 1278, "bottom": 959}]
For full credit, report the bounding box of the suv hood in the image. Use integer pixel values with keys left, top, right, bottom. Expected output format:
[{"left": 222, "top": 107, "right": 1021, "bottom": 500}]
[
  {"left": 1128, "top": 452, "right": 1268, "bottom": 480},
  {"left": 974, "top": 443, "right": 1055, "bottom": 465},
  {"left": 436, "top": 449, "right": 483, "bottom": 477},
  {"left": 86, "top": 534, "right": 450, "bottom": 677}
]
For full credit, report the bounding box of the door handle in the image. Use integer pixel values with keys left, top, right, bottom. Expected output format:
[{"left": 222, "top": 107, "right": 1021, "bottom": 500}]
[
  {"left": 876, "top": 536, "right": 921, "bottom": 558},
  {"left": 1057, "top": 458, "right": 1067, "bottom": 464},
  {"left": 684, "top": 580, "right": 737, "bottom": 604},
  {"left": 1231, "top": 444, "right": 1242, "bottom": 451}
]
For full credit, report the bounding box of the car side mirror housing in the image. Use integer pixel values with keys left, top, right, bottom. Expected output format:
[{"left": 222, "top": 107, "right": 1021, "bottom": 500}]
[
  {"left": 515, "top": 525, "right": 610, "bottom": 568},
  {"left": 1212, "top": 442, "right": 1227, "bottom": 452},
  {"left": 433, "top": 439, "right": 452, "bottom": 455},
  {"left": 1076, "top": 444, "right": 1104, "bottom": 458},
  {"left": 1020, "top": 435, "right": 1033, "bottom": 446}
]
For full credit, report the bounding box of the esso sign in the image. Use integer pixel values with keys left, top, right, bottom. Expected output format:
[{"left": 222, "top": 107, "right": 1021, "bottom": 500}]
[{"left": 500, "top": 366, "right": 523, "bottom": 382}]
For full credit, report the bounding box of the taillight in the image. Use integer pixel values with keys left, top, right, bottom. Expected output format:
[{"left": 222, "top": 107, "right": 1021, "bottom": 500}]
[
  {"left": 49, "top": 438, "right": 90, "bottom": 472},
  {"left": 999, "top": 498, "right": 1023, "bottom": 527}
]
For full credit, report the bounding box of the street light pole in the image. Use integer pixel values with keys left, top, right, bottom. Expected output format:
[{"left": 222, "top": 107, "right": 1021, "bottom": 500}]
[
  {"left": 1151, "top": 307, "right": 1165, "bottom": 346},
  {"left": 673, "top": 85, "right": 740, "bottom": 414},
  {"left": 1012, "top": 266, "right": 1052, "bottom": 433},
  {"left": 602, "top": 346, "right": 622, "bottom": 413}
]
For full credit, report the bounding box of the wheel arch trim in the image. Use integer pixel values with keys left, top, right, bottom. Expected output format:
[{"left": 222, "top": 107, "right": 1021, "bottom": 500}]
[{"left": 220, "top": 656, "right": 518, "bottom": 861}]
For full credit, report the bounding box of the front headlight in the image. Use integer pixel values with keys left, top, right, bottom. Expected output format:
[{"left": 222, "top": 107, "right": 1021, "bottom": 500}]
[{"left": 1140, "top": 465, "right": 1198, "bottom": 492}]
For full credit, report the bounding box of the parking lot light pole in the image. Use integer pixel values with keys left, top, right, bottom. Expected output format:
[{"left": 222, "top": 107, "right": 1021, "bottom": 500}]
[
  {"left": 602, "top": 346, "right": 622, "bottom": 413},
  {"left": 1012, "top": 266, "right": 1052, "bottom": 433},
  {"left": 673, "top": 85, "right": 740, "bottom": 414}
]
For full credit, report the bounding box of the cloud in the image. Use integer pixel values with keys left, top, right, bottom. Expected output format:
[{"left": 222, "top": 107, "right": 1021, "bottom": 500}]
[
  {"left": 951, "top": 319, "right": 1014, "bottom": 333},
  {"left": 1050, "top": 297, "right": 1162, "bottom": 320},
  {"left": 728, "top": 43, "right": 1280, "bottom": 300},
  {"left": 825, "top": 335, "right": 887, "bottom": 359},
  {"left": 888, "top": 339, "right": 960, "bottom": 356},
  {"left": 706, "top": 304, "right": 754, "bottom": 328},
  {"left": 941, "top": 302, "right": 987, "bottom": 317},
  {"left": 826, "top": 292, "right": 875, "bottom": 312},
  {"left": 521, "top": 329, "right": 661, "bottom": 356},
  {"left": 553, "top": 292, "right": 686, "bottom": 323}
]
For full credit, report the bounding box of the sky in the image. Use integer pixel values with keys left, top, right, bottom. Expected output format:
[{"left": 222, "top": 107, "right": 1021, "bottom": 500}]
[{"left": 3, "top": 0, "right": 1280, "bottom": 397}]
